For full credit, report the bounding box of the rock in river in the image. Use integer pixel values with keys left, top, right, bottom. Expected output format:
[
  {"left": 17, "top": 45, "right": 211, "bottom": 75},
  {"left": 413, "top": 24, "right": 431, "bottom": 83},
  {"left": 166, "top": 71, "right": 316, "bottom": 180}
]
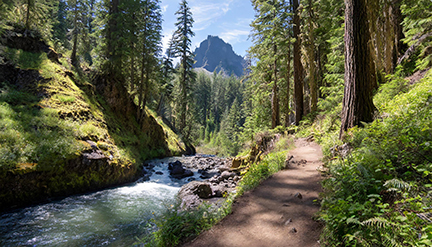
[
  {"left": 168, "top": 160, "right": 194, "bottom": 179},
  {"left": 178, "top": 181, "right": 213, "bottom": 209}
]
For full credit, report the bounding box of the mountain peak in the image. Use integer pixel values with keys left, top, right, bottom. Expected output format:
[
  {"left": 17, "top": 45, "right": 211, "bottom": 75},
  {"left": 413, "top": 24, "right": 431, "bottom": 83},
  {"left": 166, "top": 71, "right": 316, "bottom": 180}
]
[{"left": 193, "top": 36, "right": 246, "bottom": 77}]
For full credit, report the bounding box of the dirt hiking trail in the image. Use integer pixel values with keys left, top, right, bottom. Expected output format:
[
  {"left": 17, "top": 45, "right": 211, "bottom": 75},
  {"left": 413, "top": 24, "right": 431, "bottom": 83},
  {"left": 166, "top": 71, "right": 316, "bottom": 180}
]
[{"left": 184, "top": 138, "right": 324, "bottom": 247}]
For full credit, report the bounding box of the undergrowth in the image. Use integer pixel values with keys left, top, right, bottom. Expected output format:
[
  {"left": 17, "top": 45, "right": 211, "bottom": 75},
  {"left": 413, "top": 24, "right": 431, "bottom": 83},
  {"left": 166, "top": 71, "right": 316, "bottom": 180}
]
[{"left": 306, "top": 69, "right": 432, "bottom": 246}]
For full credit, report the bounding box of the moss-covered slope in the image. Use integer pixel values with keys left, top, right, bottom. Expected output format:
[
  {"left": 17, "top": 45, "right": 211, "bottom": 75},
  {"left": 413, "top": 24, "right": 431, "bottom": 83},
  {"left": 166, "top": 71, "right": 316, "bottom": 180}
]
[{"left": 0, "top": 31, "right": 184, "bottom": 211}]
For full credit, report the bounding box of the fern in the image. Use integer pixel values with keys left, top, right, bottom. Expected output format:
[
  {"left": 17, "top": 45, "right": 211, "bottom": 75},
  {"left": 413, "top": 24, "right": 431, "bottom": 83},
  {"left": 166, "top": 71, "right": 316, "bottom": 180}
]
[
  {"left": 384, "top": 178, "right": 411, "bottom": 192},
  {"left": 357, "top": 164, "right": 371, "bottom": 178},
  {"left": 381, "top": 236, "right": 405, "bottom": 247},
  {"left": 361, "top": 217, "right": 398, "bottom": 229}
]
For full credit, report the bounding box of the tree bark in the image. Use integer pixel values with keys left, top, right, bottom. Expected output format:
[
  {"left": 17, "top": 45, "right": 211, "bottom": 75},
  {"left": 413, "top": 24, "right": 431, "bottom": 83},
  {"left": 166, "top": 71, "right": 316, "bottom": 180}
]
[
  {"left": 307, "top": 0, "right": 317, "bottom": 113},
  {"left": 71, "top": 2, "right": 79, "bottom": 67},
  {"left": 25, "top": 0, "right": 32, "bottom": 30},
  {"left": 285, "top": 43, "right": 292, "bottom": 127},
  {"left": 293, "top": 0, "right": 303, "bottom": 125},
  {"left": 340, "top": 0, "right": 376, "bottom": 138},
  {"left": 390, "top": 0, "right": 406, "bottom": 68},
  {"left": 271, "top": 44, "right": 280, "bottom": 129},
  {"left": 107, "top": 0, "right": 120, "bottom": 75}
]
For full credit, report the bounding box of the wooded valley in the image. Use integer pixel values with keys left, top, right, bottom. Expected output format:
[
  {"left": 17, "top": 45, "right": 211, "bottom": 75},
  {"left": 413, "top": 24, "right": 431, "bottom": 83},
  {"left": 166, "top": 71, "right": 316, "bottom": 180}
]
[{"left": 1, "top": 0, "right": 432, "bottom": 246}]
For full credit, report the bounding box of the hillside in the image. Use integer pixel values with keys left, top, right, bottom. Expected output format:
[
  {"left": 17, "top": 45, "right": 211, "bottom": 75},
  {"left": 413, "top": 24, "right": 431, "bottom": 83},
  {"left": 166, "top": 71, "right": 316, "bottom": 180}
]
[
  {"left": 193, "top": 35, "right": 246, "bottom": 77},
  {"left": 0, "top": 29, "right": 184, "bottom": 211}
]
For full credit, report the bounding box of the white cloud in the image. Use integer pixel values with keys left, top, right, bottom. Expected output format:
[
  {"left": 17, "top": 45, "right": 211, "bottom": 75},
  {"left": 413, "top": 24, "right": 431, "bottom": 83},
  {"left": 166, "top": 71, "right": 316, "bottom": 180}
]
[
  {"left": 161, "top": 29, "right": 175, "bottom": 55},
  {"left": 219, "top": 29, "right": 250, "bottom": 44},
  {"left": 162, "top": 5, "right": 168, "bottom": 14},
  {"left": 190, "top": 0, "right": 235, "bottom": 30},
  {"left": 218, "top": 17, "right": 252, "bottom": 44}
]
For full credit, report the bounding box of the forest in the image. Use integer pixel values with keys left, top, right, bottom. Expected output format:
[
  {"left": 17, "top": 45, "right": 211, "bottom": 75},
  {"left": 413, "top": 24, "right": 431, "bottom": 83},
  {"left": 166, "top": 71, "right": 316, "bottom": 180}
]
[{"left": 1, "top": 0, "right": 432, "bottom": 246}]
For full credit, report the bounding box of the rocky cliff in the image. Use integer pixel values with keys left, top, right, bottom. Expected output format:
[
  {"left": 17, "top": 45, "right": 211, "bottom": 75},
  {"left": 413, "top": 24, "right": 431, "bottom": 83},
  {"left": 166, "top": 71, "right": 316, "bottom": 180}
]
[{"left": 193, "top": 35, "right": 246, "bottom": 77}]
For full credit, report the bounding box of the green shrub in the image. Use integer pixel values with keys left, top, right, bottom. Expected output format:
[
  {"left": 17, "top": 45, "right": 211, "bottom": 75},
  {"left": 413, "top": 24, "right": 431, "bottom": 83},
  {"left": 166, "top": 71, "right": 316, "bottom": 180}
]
[
  {"left": 319, "top": 71, "right": 432, "bottom": 246},
  {"left": 144, "top": 204, "right": 219, "bottom": 247}
]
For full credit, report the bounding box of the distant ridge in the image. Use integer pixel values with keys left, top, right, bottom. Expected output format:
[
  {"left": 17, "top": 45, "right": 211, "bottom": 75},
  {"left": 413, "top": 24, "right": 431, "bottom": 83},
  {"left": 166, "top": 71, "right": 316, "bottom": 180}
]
[{"left": 193, "top": 35, "right": 246, "bottom": 77}]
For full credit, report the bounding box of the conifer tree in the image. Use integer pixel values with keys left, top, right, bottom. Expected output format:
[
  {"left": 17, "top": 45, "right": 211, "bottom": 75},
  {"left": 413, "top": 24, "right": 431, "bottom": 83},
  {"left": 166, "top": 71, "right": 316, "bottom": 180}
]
[
  {"left": 249, "top": 0, "right": 291, "bottom": 129},
  {"left": 340, "top": 0, "right": 376, "bottom": 138},
  {"left": 136, "top": 0, "right": 162, "bottom": 123},
  {"left": 292, "top": 0, "right": 304, "bottom": 125},
  {"left": 6, "top": 0, "right": 57, "bottom": 38},
  {"left": 171, "top": 0, "right": 195, "bottom": 135},
  {"left": 303, "top": 0, "right": 318, "bottom": 113},
  {"left": 67, "top": 0, "right": 89, "bottom": 66},
  {"left": 157, "top": 41, "right": 175, "bottom": 117},
  {"left": 52, "top": 0, "right": 68, "bottom": 49}
]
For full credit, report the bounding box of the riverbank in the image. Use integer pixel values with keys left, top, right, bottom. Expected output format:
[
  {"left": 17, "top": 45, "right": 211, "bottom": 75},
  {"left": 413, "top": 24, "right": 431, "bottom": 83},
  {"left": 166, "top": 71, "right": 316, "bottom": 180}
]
[{"left": 0, "top": 155, "right": 228, "bottom": 246}]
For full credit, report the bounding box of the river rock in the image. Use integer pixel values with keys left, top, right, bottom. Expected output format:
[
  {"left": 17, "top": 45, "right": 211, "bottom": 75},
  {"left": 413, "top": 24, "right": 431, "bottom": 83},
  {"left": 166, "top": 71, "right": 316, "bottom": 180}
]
[
  {"left": 179, "top": 194, "right": 202, "bottom": 209},
  {"left": 182, "top": 169, "right": 194, "bottom": 177},
  {"left": 168, "top": 160, "right": 183, "bottom": 171},
  {"left": 168, "top": 160, "right": 194, "bottom": 179},
  {"left": 220, "top": 171, "right": 235, "bottom": 181},
  {"left": 198, "top": 170, "right": 216, "bottom": 179},
  {"left": 86, "top": 140, "right": 98, "bottom": 149},
  {"left": 178, "top": 181, "right": 213, "bottom": 209},
  {"left": 210, "top": 184, "right": 228, "bottom": 198},
  {"left": 170, "top": 165, "right": 185, "bottom": 175},
  {"left": 209, "top": 175, "right": 219, "bottom": 183},
  {"left": 83, "top": 150, "right": 107, "bottom": 165}
]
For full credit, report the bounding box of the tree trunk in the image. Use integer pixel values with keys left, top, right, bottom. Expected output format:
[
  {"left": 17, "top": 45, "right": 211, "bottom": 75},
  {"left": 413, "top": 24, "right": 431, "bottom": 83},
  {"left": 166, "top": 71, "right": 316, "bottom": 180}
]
[
  {"left": 308, "top": 0, "right": 317, "bottom": 113},
  {"left": 390, "top": 0, "right": 405, "bottom": 69},
  {"left": 271, "top": 44, "right": 280, "bottom": 129},
  {"left": 157, "top": 94, "right": 165, "bottom": 116},
  {"left": 340, "top": 0, "right": 376, "bottom": 138},
  {"left": 138, "top": 37, "right": 147, "bottom": 124},
  {"left": 142, "top": 67, "right": 150, "bottom": 121},
  {"left": 285, "top": 43, "right": 291, "bottom": 127},
  {"left": 130, "top": 46, "right": 135, "bottom": 93},
  {"left": 25, "top": 0, "right": 32, "bottom": 30},
  {"left": 107, "top": 0, "right": 120, "bottom": 75},
  {"left": 180, "top": 51, "right": 187, "bottom": 134},
  {"left": 293, "top": 0, "right": 303, "bottom": 125},
  {"left": 71, "top": 2, "right": 79, "bottom": 67}
]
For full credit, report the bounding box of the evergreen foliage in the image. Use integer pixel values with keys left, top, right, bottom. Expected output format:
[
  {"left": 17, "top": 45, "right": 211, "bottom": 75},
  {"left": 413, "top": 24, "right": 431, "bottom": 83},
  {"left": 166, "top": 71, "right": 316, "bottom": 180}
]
[
  {"left": 400, "top": 0, "right": 432, "bottom": 71},
  {"left": 171, "top": 0, "right": 195, "bottom": 137}
]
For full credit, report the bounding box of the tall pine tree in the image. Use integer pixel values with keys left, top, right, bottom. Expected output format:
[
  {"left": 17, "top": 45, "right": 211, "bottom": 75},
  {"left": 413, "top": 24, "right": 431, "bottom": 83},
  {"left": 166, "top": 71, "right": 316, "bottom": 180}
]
[
  {"left": 171, "top": 0, "right": 195, "bottom": 136},
  {"left": 136, "top": 0, "right": 163, "bottom": 123}
]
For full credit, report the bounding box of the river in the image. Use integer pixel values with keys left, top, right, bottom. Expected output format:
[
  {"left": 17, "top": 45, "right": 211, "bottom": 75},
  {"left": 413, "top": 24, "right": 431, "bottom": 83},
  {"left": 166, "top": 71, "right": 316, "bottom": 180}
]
[{"left": 0, "top": 156, "right": 206, "bottom": 246}]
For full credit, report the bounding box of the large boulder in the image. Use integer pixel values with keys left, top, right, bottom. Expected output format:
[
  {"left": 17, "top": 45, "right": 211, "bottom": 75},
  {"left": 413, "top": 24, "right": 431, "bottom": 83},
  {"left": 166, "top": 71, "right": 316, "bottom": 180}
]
[
  {"left": 179, "top": 181, "right": 213, "bottom": 199},
  {"left": 168, "top": 160, "right": 194, "bottom": 179},
  {"left": 178, "top": 181, "right": 213, "bottom": 209}
]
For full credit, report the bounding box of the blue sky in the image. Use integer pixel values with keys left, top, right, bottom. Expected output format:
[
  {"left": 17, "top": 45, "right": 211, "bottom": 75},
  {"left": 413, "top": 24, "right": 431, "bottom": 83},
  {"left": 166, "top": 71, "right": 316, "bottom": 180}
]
[{"left": 160, "top": 0, "right": 255, "bottom": 58}]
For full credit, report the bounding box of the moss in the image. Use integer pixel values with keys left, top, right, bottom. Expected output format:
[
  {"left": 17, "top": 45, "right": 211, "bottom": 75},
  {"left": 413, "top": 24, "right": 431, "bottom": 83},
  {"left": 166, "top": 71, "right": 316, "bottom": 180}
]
[{"left": 0, "top": 45, "right": 182, "bottom": 211}]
